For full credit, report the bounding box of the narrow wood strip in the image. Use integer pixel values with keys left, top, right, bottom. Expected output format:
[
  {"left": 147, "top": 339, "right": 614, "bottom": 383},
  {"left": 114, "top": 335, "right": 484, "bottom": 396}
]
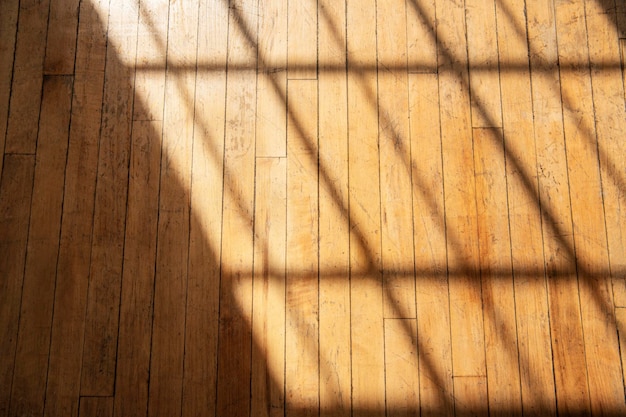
[
  {"left": 215, "top": 1, "right": 258, "bottom": 415},
  {"left": 147, "top": 0, "right": 199, "bottom": 415},
  {"left": 181, "top": 1, "right": 229, "bottom": 416},
  {"left": 78, "top": 397, "right": 113, "bottom": 417},
  {"left": 256, "top": 0, "right": 287, "bottom": 156},
  {"left": 285, "top": 79, "right": 319, "bottom": 417},
  {"left": 4, "top": 0, "right": 50, "bottom": 154},
  {"left": 435, "top": 0, "right": 486, "bottom": 386},
  {"left": 0, "top": 154, "right": 35, "bottom": 417},
  {"left": 586, "top": 0, "right": 626, "bottom": 310},
  {"left": 452, "top": 376, "right": 488, "bottom": 416},
  {"left": 377, "top": 0, "right": 416, "bottom": 319},
  {"left": 616, "top": 307, "right": 626, "bottom": 394},
  {"left": 465, "top": 0, "right": 502, "bottom": 127},
  {"left": 43, "top": 0, "right": 109, "bottom": 413},
  {"left": 80, "top": 0, "right": 138, "bottom": 395},
  {"left": 287, "top": 0, "right": 317, "bottom": 79},
  {"left": 496, "top": 0, "right": 556, "bottom": 413},
  {"left": 526, "top": 0, "right": 590, "bottom": 413},
  {"left": 251, "top": 157, "right": 286, "bottom": 417},
  {"left": 473, "top": 127, "right": 522, "bottom": 415},
  {"left": 133, "top": 0, "right": 168, "bottom": 122},
  {"left": 384, "top": 319, "right": 419, "bottom": 417},
  {"left": 555, "top": 0, "right": 625, "bottom": 413},
  {"left": 44, "top": 0, "right": 80, "bottom": 74},
  {"left": 0, "top": 0, "right": 19, "bottom": 177},
  {"left": 113, "top": 120, "right": 161, "bottom": 417},
  {"left": 346, "top": 0, "right": 385, "bottom": 413},
  {"left": 406, "top": 0, "right": 437, "bottom": 73},
  {"left": 408, "top": 73, "right": 454, "bottom": 416},
  {"left": 9, "top": 75, "right": 72, "bottom": 417},
  {"left": 318, "top": 0, "right": 351, "bottom": 414}
]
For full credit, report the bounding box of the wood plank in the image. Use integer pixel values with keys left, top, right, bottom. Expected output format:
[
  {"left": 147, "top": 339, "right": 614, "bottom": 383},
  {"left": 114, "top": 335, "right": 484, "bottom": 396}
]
[
  {"left": 4, "top": 0, "right": 50, "bottom": 154},
  {"left": 406, "top": 0, "right": 437, "bottom": 73},
  {"left": 554, "top": 0, "right": 626, "bottom": 414},
  {"left": 9, "top": 75, "right": 72, "bottom": 417},
  {"left": 147, "top": 0, "right": 199, "bottom": 415},
  {"left": 526, "top": 0, "right": 590, "bottom": 414},
  {"left": 346, "top": 0, "right": 385, "bottom": 414},
  {"left": 256, "top": 0, "right": 287, "bottom": 156},
  {"left": 251, "top": 157, "right": 286, "bottom": 417},
  {"left": 0, "top": 0, "right": 19, "bottom": 178},
  {"left": 215, "top": 1, "right": 258, "bottom": 415},
  {"left": 408, "top": 73, "right": 454, "bottom": 416},
  {"left": 586, "top": 0, "right": 626, "bottom": 310},
  {"left": 318, "top": 0, "right": 351, "bottom": 414},
  {"left": 133, "top": 0, "right": 168, "bottom": 122},
  {"left": 79, "top": 397, "right": 113, "bottom": 417},
  {"left": 43, "top": 0, "right": 109, "bottom": 413},
  {"left": 435, "top": 0, "right": 486, "bottom": 395},
  {"left": 384, "top": 319, "right": 419, "bottom": 417},
  {"left": 616, "top": 307, "right": 626, "bottom": 393},
  {"left": 377, "top": 0, "right": 416, "bottom": 319},
  {"left": 495, "top": 0, "right": 556, "bottom": 413},
  {"left": 285, "top": 79, "right": 319, "bottom": 417},
  {"left": 113, "top": 120, "right": 161, "bottom": 417},
  {"left": 622, "top": 40, "right": 626, "bottom": 112},
  {"left": 0, "top": 154, "right": 35, "bottom": 417},
  {"left": 465, "top": 0, "right": 502, "bottom": 127},
  {"left": 473, "top": 127, "right": 522, "bottom": 415},
  {"left": 287, "top": 0, "right": 317, "bottom": 79},
  {"left": 80, "top": 0, "right": 138, "bottom": 395},
  {"left": 45, "top": 0, "right": 80, "bottom": 74},
  {"left": 453, "top": 377, "right": 488, "bottom": 416},
  {"left": 181, "top": 1, "right": 229, "bottom": 416}
]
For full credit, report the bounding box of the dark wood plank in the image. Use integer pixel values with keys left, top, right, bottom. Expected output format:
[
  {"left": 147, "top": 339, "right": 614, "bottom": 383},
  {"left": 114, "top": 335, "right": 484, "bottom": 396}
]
[
  {"left": 0, "top": 0, "right": 19, "bottom": 177},
  {"left": 9, "top": 75, "right": 72, "bottom": 417},
  {"left": 45, "top": 0, "right": 80, "bottom": 74},
  {"left": 43, "top": 0, "right": 109, "bottom": 414},
  {"left": 0, "top": 154, "right": 35, "bottom": 417},
  {"left": 4, "top": 0, "right": 50, "bottom": 154}
]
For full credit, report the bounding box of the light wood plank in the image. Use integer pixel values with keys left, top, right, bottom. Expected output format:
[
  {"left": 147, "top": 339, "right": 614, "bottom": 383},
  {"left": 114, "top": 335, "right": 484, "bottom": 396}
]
[
  {"left": 285, "top": 79, "right": 319, "bottom": 417},
  {"left": 4, "top": 0, "right": 49, "bottom": 154},
  {"left": 554, "top": 0, "right": 626, "bottom": 414},
  {"left": 377, "top": 0, "right": 416, "bottom": 319},
  {"left": 80, "top": 0, "right": 138, "bottom": 395},
  {"left": 586, "top": 0, "right": 626, "bottom": 310},
  {"left": 79, "top": 397, "right": 113, "bottom": 417},
  {"left": 215, "top": 1, "right": 258, "bottom": 415},
  {"left": 251, "top": 157, "right": 286, "bottom": 417},
  {"left": 384, "top": 319, "right": 419, "bottom": 417},
  {"left": 406, "top": 0, "right": 437, "bottom": 73},
  {"left": 288, "top": 0, "right": 317, "bottom": 79},
  {"left": 0, "top": 154, "right": 35, "bottom": 417},
  {"left": 9, "top": 75, "right": 72, "bottom": 417},
  {"left": 45, "top": 0, "right": 80, "bottom": 74},
  {"left": 495, "top": 0, "right": 556, "bottom": 414},
  {"left": 408, "top": 73, "right": 454, "bottom": 416},
  {"left": 318, "top": 0, "right": 351, "bottom": 414},
  {"left": 453, "top": 376, "right": 488, "bottom": 416},
  {"left": 435, "top": 0, "right": 486, "bottom": 393},
  {"left": 181, "top": 1, "right": 229, "bottom": 416},
  {"left": 616, "top": 307, "right": 626, "bottom": 393},
  {"left": 147, "top": 0, "right": 199, "bottom": 415},
  {"left": 473, "top": 127, "right": 522, "bottom": 415},
  {"left": 465, "top": 0, "right": 501, "bottom": 128},
  {"left": 0, "top": 0, "right": 19, "bottom": 178},
  {"left": 113, "top": 120, "right": 161, "bottom": 417},
  {"left": 43, "top": 0, "right": 109, "bottom": 413},
  {"left": 346, "top": 0, "right": 385, "bottom": 414},
  {"left": 256, "top": 0, "right": 287, "bottom": 156},
  {"left": 133, "top": 0, "right": 168, "bottom": 122},
  {"left": 526, "top": 0, "right": 590, "bottom": 414}
]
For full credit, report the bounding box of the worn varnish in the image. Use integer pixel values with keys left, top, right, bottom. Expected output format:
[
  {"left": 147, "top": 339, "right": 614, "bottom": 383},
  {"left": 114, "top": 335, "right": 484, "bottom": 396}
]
[{"left": 1, "top": 0, "right": 626, "bottom": 416}]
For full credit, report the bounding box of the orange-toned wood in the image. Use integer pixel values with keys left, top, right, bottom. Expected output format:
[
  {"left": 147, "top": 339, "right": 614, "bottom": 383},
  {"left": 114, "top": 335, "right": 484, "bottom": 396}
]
[
  {"left": 288, "top": 0, "right": 317, "bottom": 79},
  {"left": 384, "top": 319, "right": 419, "bottom": 417},
  {"left": 406, "top": 0, "right": 437, "bottom": 73}
]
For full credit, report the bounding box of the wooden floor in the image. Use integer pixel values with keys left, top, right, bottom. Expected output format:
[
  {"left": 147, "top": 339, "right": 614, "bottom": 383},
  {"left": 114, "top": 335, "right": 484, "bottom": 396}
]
[{"left": 2, "top": 0, "right": 626, "bottom": 416}]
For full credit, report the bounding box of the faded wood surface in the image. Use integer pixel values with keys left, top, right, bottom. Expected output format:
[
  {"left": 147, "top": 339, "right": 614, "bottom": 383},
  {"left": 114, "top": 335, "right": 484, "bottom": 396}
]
[{"left": 0, "top": 0, "right": 625, "bottom": 416}]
